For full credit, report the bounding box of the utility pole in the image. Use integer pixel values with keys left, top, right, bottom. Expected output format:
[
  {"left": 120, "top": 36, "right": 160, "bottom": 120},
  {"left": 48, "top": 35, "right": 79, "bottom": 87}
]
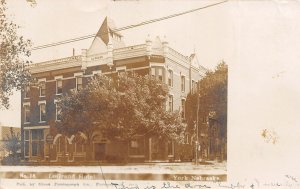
[{"left": 195, "top": 93, "right": 200, "bottom": 165}]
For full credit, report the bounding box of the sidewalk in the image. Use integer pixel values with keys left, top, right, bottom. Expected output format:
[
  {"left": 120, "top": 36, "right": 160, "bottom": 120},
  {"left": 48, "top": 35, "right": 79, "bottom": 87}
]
[
  {"left": 1, "top": 161, "right": 227, "bottom": 175},
  {"left": 0, "top": 161, "right": 226, "bottom": 181}
]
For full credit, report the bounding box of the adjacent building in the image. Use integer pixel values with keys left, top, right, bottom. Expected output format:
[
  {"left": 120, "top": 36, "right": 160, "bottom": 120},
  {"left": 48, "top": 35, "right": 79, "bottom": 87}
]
[
  {"left": 21, "top": 17, "right": 207, "bottom": 163},
  {"left": 0, "top": 126, "right": 21, "bottom": 161}
]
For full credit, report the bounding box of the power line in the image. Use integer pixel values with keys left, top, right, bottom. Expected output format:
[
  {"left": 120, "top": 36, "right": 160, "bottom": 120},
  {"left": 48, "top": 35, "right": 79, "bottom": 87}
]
[{"left": 32, "top": 0, "right": 228, "bottom": 51}]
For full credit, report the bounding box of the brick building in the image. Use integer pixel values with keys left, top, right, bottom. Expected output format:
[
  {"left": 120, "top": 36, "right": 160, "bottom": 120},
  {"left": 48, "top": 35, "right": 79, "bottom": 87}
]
[{"left": 21, "top": 17, "right": 207, "bottom": 163}]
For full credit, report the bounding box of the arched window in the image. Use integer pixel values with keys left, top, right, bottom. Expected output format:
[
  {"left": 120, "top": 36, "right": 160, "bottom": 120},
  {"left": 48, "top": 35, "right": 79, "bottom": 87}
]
[{"left": 74, "top": 135, "right": 86, "bottom": 153}]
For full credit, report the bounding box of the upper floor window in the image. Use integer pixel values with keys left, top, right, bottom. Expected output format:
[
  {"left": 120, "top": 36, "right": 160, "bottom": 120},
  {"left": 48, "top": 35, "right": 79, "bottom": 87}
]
[
  {"left": 157, "top": 67, "right": 163, "bottom": 82},
  {"left": 168, "top": 95, "right": 173, "bottom": 112},
  {"left": 181, "top": 99, "right": 186, "bottom": 119},
  {"left": 39, "top": 103, "right": 46, "bottom": 122},
  {"left": 56, "top": 79, "right": 62, "bottom": 94},
  {"left": 56, "top": 103, "right": 62, "bottom": 121},
  {"left": 39, "top": 81, "right": 46, "bottom": 97},
  {"left": 150, "top": 67, "right": 164, "bottom": 82},
  {"left": 150, "top": 67, "right": 156, "bottom": 77},
  {"left": 24, "top": 85, "right": 30, "bottom": 98},
  {"left": 76, "top": 77, "right": 83, "bottom": 91},
  {"left": 181, "top": 75, "right": 185, "bottom": 92},
  {"left": 168, "top": 70, "right": 173, "bottom": 87},
  {"left": 24, "top": 105, "right": 30, "bottom": 123}
]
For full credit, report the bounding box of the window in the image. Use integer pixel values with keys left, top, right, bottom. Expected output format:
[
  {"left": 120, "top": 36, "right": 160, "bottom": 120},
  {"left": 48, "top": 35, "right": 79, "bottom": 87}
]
[
  {"left": 181, "top": 75, "right": 185, "bottom": 92},
  {"left": 129, "top": 137, "right": 144, "bottom": 155},
  {"left": 56, "top": 103, "right": 62, "bottom": 121},
  {"left": 76, "top": 77, "right": 83, "bottom": 91},
  {"left": 184, "top": 133, "right": 190, "bottom": 144},
  {"left": 150, "top": 67, "right": 164, "bottom": 82},
  {"left": 168, "top": 70, "right": 173, "bottom": 87},
  {"left": 56, "top": 79, "right": 62, "bottom": 94},
  {"left": 131, "top": 140, "right": 138, "bottom": 148},
  {"left": 157, "top": 67, "right": 163, "bottom": 82},
  {"left": 39, "top": 103, "right": 46, "bottom": 122},
  {"left": 31, "top": 129, "right": 44, "bottom": 157},
  {"left": 151, "top": 138, "right": 159, "bottom": 153},
  {"left": 118, "top": 69, "right": 126, "bottom": 76},
  {"left": 57, "top": 137, "right": 66, "bottom": 153},
  {"left": 24, "top": 130, "right": 29, "bottom": 157},
  {"left": 150, "top": 67, "right": 156, "bottom": 77},
  {"left": 168, "top": 140, "right": 174, "bottom": 156},
  {"left": 24, "top": 105, "right": 30, "bottom": 123},
  {"left": 181, "top": 99, "right": 186, "bottom": 119},
  {"left": 39, "top": 81, "right": 46, "bottom": 97},
  {"left": 74, "top": 136, "right": 85, "bottom": 153},
  {"left": 168, "top": 95, "right": 173, "bottom": 112},
  {"left": 24, "top": 85, "right": 30, "bottom": 98}
]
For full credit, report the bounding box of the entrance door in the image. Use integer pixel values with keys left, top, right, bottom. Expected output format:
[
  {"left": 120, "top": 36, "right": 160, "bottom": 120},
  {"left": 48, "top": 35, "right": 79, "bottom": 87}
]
[{"left": 94, "top": 143, "right": 106, "bottom": 161}]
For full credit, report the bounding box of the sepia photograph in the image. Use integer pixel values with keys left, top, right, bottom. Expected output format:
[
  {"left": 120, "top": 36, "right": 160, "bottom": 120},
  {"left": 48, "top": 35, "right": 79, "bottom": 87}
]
[{"left": 1, "top": 0, "right": 300, "bottom": 188}]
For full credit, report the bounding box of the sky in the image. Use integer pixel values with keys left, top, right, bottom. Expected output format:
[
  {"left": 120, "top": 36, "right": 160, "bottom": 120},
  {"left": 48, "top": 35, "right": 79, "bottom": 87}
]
[{"left": 1, "top": 0, "right": 300, "bottom": 180}]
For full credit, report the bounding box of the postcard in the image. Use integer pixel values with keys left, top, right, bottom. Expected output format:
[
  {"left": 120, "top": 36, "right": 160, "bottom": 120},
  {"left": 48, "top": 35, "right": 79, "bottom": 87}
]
[{"left": 0, "top": 0, "right": 299, "bottom": 188}]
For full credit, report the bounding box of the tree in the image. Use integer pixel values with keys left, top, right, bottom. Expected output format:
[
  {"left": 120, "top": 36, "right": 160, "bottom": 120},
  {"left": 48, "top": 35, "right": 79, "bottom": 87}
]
[
  {"left": 0, "top": 0, "right": 32, "bottom": 109},
  {"left": 185, "top": 61, "right": 228, "bottom": 159},
  {"left": 56, "top": 74, "right": 185, "bottom": 144}
]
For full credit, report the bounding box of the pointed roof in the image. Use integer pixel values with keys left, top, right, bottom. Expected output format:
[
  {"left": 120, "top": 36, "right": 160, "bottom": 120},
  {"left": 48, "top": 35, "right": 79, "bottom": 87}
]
[
  {"left": 151, "top": 36, "right": 163, "bottom": 50},
  {"left": 96, "top": 17, "right": 123, "bottom": 45},
  {"left": 88, "top": 17, "right": 125, "bottom": 55}
]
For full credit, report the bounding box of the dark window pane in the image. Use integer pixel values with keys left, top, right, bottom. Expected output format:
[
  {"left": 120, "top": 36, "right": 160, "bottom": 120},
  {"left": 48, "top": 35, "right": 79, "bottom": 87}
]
[
  {"left": 40, "top": 104, "right": 46, "bottom": 122},
  {"left": 25, "top": 130, "right": 29, "bottom": 140},
  {"left": 25, "top": 141, "right": 29, "bottom": 156},
  {"left": 40, "top": 81, "right": 46, "bottom": 96},
  {"left": 168, "top": 141, "right": 173, "bottom": 155},
  {"left": 57, "top": 80, "right": 62, "bottom": 94},
  {"left": 32, "top": 142, "right": 38, "bottom": 156},
  {"left": 129, "top": 137, "right": 144, "bottom": 155}
]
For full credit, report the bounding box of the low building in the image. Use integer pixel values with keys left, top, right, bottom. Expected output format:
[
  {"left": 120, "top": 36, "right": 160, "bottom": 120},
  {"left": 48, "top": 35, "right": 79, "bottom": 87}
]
[
  {"left": 0, "top": 126, "right": 21, "bottom": 161},
  {"left": 21, "top": 17, "right": 207, "bottom": 163}
]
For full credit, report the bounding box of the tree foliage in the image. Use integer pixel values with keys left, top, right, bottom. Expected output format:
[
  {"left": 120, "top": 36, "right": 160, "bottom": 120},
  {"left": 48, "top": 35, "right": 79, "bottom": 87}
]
[
  {"left": 0, "top": 0, "right": 32, "bottom": 109},
  {"left": 186, "top": 61, "right": 228, "bottom": 138},
  {"left": 57, "top": 74, "right": 185, "bottom": 143}
]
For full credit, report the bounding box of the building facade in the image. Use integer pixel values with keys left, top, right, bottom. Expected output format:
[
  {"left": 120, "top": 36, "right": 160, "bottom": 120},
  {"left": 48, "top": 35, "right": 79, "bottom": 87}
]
[{"left": 21, "top": 17, "right": 207, "bottom": 163}]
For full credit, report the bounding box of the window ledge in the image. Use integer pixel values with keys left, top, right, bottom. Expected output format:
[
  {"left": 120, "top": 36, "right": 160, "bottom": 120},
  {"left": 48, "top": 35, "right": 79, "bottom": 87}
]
[
  {"left": 39, "top": 96, "right": 46, "bottom": 98},
  {"left": 39, "top": 121, "right": 46, "bottom": 123},
  {"left": 24, "top": 122, "right": 30, "bottom": 124},
  {"left": 56, "top": 93, "right": 62, "bottom": 96}
]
